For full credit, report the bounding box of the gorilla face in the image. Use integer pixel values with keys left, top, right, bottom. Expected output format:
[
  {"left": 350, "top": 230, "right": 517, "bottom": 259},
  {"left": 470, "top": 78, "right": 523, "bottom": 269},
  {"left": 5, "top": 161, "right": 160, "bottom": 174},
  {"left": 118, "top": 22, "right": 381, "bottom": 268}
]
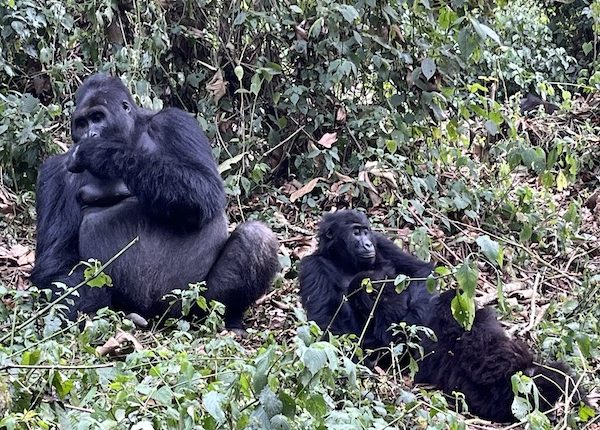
[{"left": 71, "top": 92, "right": 135, "bottom": 143}]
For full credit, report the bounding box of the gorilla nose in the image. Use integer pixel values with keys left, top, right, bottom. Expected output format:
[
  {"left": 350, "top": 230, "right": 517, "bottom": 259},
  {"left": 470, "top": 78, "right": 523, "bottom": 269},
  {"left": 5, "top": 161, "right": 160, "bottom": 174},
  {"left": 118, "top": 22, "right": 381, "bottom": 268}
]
[{"left": 364, "top": 241, "right": 374, "bottom": 251}]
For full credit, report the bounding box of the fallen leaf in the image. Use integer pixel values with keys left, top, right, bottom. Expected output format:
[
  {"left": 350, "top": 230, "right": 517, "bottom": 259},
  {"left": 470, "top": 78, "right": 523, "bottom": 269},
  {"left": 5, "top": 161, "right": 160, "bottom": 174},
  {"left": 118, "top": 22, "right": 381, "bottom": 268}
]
[
  {"left": 290, "top": 177, "right": 323, "bottom": 202},
  {"left": 206, "top": 69, "right": 227, "bottom": 103},
  {"left": 317, "top": 132, "right": 337, "bottom": 148},
  {"left": 335, "top": 106, "right": 347, "bottom": 123},
  {"left": 96, "top": 330, "right": 143, "bottom": 357}
]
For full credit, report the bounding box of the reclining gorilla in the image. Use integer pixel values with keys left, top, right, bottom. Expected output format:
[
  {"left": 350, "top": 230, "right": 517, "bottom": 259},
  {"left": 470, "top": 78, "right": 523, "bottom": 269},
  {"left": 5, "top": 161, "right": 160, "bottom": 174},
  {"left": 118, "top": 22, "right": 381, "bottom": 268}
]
[
  {"left": 299, "top": 210, "right": 584, "bottom": 422},
  {"left": 30, "top": 74, "right": 279, "bottom": 331}
]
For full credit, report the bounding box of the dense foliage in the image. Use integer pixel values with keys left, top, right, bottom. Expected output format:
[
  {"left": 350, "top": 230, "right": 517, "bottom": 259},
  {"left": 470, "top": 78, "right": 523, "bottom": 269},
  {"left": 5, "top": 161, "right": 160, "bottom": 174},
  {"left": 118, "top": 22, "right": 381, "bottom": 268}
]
[{"left": 0, "top": 0, "right": 599, "bottom": 428}]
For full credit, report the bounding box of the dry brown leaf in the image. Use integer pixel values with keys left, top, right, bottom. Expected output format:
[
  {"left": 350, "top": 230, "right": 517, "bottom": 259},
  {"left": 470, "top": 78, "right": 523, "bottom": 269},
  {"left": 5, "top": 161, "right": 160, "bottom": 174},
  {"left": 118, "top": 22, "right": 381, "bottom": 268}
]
[
  {"left": 9, "top": 244, "right": 28, "bottom": 259},
  {"left": 336, "top": 106, "right": 347, "bottom": 123},
  {"left": 96, "top": 330, "right": 143, "bottom": 357},
  {"left": 317, "top": 132, "right": 337, "bottom": 148},
  {"left": 290, "top": 177, "right": 323, "bottom": 202},
  {"left": 206, "top": 69, "right": 227, "bottom": 103}
]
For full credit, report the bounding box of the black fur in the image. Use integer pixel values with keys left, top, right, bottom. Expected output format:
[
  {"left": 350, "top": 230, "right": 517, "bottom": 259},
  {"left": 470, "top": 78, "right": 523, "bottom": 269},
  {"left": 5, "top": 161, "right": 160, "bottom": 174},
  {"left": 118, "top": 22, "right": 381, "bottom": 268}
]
[
  {"left": 299, "top": 210, "right": 434, "bottom": 344},
  {"left": 416, "top": 290, "right": 586, "bottom": 422},
  {"left": 30, "top": 73, "right": 279, "bottom": 329}
]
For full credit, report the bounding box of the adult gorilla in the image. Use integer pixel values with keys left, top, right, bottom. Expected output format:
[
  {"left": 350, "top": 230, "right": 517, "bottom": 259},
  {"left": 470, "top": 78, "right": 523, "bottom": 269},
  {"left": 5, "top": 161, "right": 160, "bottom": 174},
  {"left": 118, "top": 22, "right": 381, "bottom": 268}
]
[
  {"left": 30, "top": 74, "right": 279, "bottom": 331},
  {"left": 299, "top": 210, "right": 584, "bottom": 422}
]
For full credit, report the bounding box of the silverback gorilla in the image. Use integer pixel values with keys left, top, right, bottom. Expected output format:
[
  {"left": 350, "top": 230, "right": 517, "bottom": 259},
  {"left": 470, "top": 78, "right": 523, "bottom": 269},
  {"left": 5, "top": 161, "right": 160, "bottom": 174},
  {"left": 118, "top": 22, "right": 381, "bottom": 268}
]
[
  {"left": 299, "top": 210, "right": 584, "bottom": 422},
  {"left": 30, "top": 74, "right": 279, "bottom": 331}
]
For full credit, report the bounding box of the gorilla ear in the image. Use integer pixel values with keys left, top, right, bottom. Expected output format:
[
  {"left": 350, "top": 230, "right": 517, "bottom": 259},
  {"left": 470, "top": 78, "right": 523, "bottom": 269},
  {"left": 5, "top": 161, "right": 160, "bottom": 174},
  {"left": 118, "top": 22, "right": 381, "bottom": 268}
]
[
  {"left": 325, "top": 229, "right": 334, "bottom": 240},
  {"left": 122, "top": 101, "right": 131, "bottom": 112}
]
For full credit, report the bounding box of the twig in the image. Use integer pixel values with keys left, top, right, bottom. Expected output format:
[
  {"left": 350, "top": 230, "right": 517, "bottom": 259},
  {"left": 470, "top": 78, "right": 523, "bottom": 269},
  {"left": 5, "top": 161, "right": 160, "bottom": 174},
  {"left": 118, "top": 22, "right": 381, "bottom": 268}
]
[
  {"left": 1, "top": 363, "right": 114, "bottom": 371},
  {"left": 0, "top": 237, "right": 139, "bottom": 345},
  {"left": 519, "top": 271, "right": 541, "bottom": 336}
]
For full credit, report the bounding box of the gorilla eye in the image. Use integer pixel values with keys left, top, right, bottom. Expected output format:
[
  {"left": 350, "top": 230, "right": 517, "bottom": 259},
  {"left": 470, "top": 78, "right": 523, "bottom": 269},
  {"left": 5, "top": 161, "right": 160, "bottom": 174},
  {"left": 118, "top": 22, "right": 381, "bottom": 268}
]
[
  {"left": 122, "top": 101, "right": 130, "bottom": 112},
  {"left": 89, "top": 112, "right": 105, "bottom": 123},
  {"left": 74, "top": 118, "right": 86, "bottom": 129}
]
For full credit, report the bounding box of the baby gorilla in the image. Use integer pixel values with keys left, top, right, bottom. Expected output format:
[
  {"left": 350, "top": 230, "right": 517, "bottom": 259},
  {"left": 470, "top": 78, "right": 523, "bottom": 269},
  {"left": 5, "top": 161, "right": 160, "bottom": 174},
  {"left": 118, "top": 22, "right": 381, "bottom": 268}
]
[{"left": 416, "top": 289, "right": 586, "bottom": 422}]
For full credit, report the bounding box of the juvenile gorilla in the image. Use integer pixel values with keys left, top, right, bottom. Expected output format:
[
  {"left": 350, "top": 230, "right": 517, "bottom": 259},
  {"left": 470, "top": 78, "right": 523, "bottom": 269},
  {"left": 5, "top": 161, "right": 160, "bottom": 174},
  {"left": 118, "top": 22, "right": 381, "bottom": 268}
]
[
  {"left": 299, "top": 210, "right": 584, "bottom": 422},
  {"left": 299, "top": 210, "right": 434, "bottom": 348},
  {"left": 30, "top": 74, "right": 279, "bottom": 331}
]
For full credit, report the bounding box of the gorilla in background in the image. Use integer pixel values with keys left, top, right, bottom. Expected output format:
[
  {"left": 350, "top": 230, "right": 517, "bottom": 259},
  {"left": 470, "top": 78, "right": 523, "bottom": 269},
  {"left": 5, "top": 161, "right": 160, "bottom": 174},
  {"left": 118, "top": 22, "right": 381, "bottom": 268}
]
[
  {"left": 299, "top": 210, "right": 585, "bottom": 422},
  {"left": 30, "top": 74, "right": 280, "bottom": 332}
]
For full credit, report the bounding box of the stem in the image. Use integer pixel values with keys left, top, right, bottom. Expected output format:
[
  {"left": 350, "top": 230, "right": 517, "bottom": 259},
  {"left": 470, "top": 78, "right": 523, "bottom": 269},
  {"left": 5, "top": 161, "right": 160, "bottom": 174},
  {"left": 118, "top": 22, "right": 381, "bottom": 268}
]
[{"left": 0, "top": 236, "right": 139, "bottom": 345}]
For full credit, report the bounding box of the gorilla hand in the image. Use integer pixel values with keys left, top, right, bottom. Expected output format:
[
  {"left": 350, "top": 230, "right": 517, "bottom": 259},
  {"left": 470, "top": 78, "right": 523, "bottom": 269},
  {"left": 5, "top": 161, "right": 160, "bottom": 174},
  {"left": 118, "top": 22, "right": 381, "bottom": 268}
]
[{"left": 67, "top": 137, "right": 136, "bottom": 179}]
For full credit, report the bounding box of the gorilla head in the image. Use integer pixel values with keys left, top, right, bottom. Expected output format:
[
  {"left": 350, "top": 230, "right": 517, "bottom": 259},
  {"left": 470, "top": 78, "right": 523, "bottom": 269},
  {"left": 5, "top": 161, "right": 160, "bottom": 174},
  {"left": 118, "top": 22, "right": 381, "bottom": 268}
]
[
  {"left": 317, "top": 210, "right": 377, "bottom": 271},
  {"left": 71, "top": 75, "right": 137, "bottom": 144}
]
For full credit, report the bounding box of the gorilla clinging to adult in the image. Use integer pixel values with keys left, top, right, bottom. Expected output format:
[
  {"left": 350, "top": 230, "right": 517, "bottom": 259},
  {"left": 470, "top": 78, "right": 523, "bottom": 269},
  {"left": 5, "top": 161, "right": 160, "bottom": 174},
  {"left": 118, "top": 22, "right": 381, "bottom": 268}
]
[
  {"left": 299, "top": 210, "right": 585, "bottom": 422},
  {"left": 30, "top": 73, "right": 280, "bottom": 331}
]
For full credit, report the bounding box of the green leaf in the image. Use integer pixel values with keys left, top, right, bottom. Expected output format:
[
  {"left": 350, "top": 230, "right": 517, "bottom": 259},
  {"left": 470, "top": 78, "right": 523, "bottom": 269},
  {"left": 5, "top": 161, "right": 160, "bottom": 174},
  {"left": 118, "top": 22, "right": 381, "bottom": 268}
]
[
  {"left": 203, "top": 391, "right": 226, "bottom": 424},
  {"left": 84, "top": 263, "right": 113, "bottom": 288},
  {"left": 556, "top": 170, "right": 568, "bottom": 191},
  {"left": 21, "top": 349, "right": 41, "bottom": 365},
  {"left": 336, "top": 5, "right": 359, "bottom": 23},
  {"left": 52, "top": 372, "right": 73, "bottom": 399},
  {"left": 234, "top": 65, "right": 244, "bottom": 82},
  {"left": 394, "top": 274, "right": 408, "bottom": 294},
  {"left": 305, "top": 394, "right": 327, "bottom": 418},
  {"left": 361, "top": 277, "right": 373, "bottom": 293},
  {"left": 302, "top": 346, "right": 327, "bottom": 376},
  {"left": 250, "top": 73, "right": 263, "bottom": 95},
  {"left": 450, "top": 292, "right": 475, "bottom": 330},
  {"left": 455, "top": 261, "right": 478, "bottom": 297},
  {"left": 279, "top": 392, "right": 296, "bottom": 418},
  {"left": 469, "top": 17, "right": 501, "bottom": 44},
  {"left": 421, "top": 58, "right": 436, "bottom": 80},
  {"left": 218, "top": 152, "right": 245, "bottom": 174},
  {"left": 476, "top": 235, "right": 503, "bottom": 267},
  {"left": 386, "top": 139, "right": 397, "bottom": 154},
  {"left": 519, "top": 223, "right": 533, "bottom": 242},
  {"left": 260, "top": 387, "right": 283, "bottom": 418}
]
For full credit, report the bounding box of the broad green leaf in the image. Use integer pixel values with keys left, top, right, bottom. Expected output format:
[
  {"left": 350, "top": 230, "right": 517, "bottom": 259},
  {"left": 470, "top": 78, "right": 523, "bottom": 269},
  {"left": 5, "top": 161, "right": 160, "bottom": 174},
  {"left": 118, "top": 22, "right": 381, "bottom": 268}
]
[
  {"left": 21, "top": 349, "right": 41, "bottom": 365},
  {"left": 455, "top": 261, "right": 478, "bottom": 297},
  {"left": 218, "top": 152, "right": 245, "bottom": 174},
  {"left": 556, "top": 170, "right": 568, "bottom": 191},
  {"left": 305, "top": 394, "right": 327, "bottom": 418},
  {"left": 234, "top": 65, "right": 244, "bottom": 82},
  {"left": 260, "top": 387, "right": 283, "bottom": 418},
  {"left": 421, "top": 58, "right": 436, "bottom": 80},
  {"left": 203, "top": 391, "right": 226, "bottom": 424},
  {"left": 469, "top": 17, "right": 501, "bottom": 44},
  {"left": 476, "top": 235, "right": 503, "bottom": 267},
  {"left": 337, "top": 5, "right": 359, "bottom": 23},
  {"left": 302, "top": 346, "right": 327, "bottom": 376},
  {"left": 450, "top": 292, "right": 475, "bottom": 330},
  {"left": 394, "top": 274, "right": 408, "bottom": 293}
]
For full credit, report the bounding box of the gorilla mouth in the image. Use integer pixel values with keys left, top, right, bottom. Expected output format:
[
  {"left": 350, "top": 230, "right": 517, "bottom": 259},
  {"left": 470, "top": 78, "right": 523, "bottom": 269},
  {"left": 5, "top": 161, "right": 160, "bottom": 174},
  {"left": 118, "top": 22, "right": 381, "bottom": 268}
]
[{"left": 358, "top": 252, "right": 376, "bottom": 261}]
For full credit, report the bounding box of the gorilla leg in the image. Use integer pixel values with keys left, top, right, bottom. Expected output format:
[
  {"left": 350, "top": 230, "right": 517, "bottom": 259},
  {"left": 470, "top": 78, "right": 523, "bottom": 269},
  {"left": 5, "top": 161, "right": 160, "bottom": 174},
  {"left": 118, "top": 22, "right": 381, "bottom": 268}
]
[{"left": 206, "top": 221, "right": 279, "bottom": 330}]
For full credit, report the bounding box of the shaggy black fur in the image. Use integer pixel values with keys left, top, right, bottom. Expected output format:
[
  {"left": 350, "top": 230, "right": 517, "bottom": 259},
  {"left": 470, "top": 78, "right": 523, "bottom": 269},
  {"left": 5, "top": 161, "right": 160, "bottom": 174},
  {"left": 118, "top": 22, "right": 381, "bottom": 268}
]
[{"left": 416, "top": 290, "right": 586, "bottom": 422}]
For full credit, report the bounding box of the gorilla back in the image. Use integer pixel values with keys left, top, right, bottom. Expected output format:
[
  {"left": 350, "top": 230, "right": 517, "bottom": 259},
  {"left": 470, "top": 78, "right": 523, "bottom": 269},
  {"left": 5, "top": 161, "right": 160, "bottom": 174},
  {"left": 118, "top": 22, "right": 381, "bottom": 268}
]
[{"left": 31, "top": 74, "right": 279, "bottom": 330}]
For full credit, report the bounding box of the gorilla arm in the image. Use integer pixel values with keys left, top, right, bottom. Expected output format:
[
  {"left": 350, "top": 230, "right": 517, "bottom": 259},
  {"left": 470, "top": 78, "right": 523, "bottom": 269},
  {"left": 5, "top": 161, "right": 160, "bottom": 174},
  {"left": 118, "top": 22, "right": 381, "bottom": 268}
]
[
  {"left": 69, "top": 108, "right": 225, "bottom": 227},
  {"left": 299, "top": 255, "right": 365, "bottom": 336},
  {"left": 30, "top": 153, "right": 82, "bottom": 290},
  {"left": 372, "top": 233, "right": 435, "bottom": 326}
]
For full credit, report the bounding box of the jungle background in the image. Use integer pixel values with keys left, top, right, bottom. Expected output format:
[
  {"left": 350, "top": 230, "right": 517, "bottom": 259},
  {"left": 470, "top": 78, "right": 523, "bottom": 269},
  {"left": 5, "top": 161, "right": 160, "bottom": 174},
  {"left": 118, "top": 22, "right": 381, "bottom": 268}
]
[{"left": 0, "top": 0, "right": 599, "bottom": 428}]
